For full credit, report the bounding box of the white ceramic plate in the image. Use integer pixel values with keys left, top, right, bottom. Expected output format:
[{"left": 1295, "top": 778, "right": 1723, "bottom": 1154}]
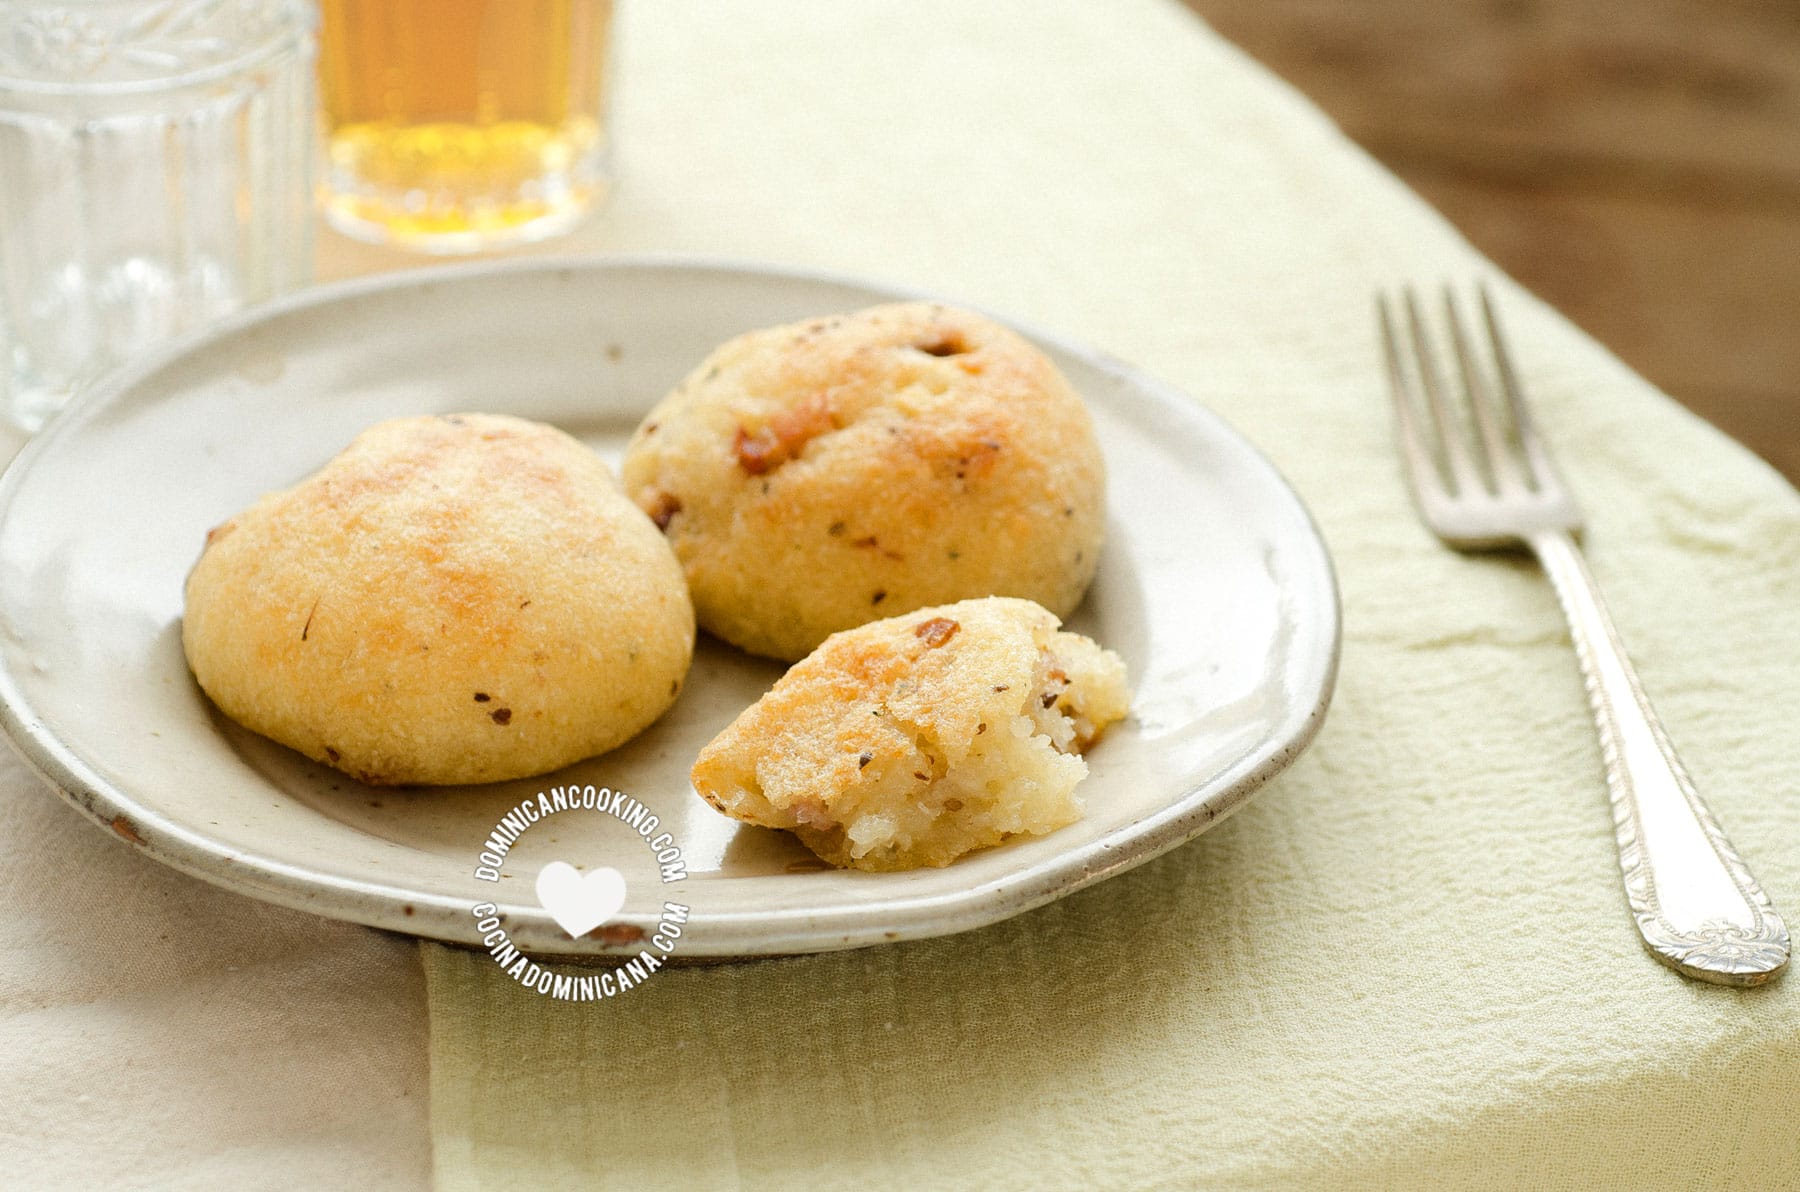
[{"left": 0, "top": 258, "right": 1338, "bottom": 958}]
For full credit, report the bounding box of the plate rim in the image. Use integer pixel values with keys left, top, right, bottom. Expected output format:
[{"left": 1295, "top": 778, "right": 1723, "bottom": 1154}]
[{"left": 0, "top": 253, "right": 1341, "bottom": 957}]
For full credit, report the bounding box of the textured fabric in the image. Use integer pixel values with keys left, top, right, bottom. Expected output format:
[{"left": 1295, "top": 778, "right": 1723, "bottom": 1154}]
[
  {"left": 407, "top": 0, "right": 1796, "bottom": 1187},
  {"left": 0, "top": 737, "right": 432, "bottom": 1188}
]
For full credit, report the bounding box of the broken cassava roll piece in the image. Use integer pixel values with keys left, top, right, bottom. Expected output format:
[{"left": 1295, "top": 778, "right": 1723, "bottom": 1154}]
[
  {"left": 691, "top": 596, "right": 1130, "bottom": 871},
  {"left": 620, "top": 302, "right": 1106, "bottom": 662},
  {"left": 182, "top": 413, "right": 695, "bottom": 786}
]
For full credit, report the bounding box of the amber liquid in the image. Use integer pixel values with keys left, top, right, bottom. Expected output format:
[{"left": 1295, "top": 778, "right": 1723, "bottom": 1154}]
[{"left": 318, "top": 0, "right": 613, "bottom": 252}]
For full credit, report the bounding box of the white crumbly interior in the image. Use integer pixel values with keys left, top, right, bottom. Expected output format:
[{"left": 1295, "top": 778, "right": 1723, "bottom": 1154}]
[{"left": 797, "top": 639, "right": 1128, "bottom": 870}]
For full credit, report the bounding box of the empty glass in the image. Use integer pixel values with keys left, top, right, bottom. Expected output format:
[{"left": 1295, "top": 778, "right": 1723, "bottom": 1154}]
[{"left": 0, "top": 0, "right": 316, "bottom": 430}]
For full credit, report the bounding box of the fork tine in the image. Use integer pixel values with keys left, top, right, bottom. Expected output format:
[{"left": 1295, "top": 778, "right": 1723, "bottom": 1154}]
[
  {"left": 1377, "top": 293, "right": 1446, "bottom": 498},
  {"left": 1402, "top": 286, "right": 1483, "bottom": 495},
  {"left": 1443, "top": 287, "right": 1524, "bottom": 493},
  {"left": 1477, "top": 283, "right": 1560, "bottom": 488}
]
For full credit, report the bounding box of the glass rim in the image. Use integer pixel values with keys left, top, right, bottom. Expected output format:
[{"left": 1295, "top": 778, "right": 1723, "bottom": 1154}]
[{"left": 0, "top": 2, "right": 315, "bottom": 99}]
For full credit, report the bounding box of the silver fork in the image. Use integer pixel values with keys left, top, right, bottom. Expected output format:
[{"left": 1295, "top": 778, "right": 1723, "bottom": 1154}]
[{"left": 1378, "top": 284, "right": 1788, "bottom": 986}]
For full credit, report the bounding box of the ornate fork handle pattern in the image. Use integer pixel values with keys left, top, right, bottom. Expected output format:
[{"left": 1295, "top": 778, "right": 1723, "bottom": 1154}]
[{"left": 1530, "top": 529, "right": 1788, "bottom": 985}]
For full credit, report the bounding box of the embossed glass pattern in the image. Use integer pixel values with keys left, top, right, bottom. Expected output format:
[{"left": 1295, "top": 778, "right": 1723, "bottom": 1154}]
[{"left": 0, "top": 0, "right": 315, "bottom": 430}]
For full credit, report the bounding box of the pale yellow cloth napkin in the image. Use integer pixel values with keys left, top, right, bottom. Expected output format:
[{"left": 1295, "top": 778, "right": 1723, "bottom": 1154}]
[
  {"left": 0, "top": 741, "right": 431, "bottom": 1187},
  {"left": 396, "top": 0, "right": 1800, "bottom": 1187}
]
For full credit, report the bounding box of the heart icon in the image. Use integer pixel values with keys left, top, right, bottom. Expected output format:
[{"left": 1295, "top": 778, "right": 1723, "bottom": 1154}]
[{"left": 535, "top": 861, "right": 628, "bottom": 938}]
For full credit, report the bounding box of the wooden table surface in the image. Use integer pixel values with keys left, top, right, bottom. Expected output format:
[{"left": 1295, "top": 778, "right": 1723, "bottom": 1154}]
[{"left": 1187, "top": 0, "right": 1800, "bottom": 482}]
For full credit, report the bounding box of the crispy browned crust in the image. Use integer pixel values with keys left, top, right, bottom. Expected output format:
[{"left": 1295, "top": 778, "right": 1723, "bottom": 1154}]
[
  {"left": 183, "top": 414, "right": 695, "bottom": 785},
  {"left": 622, "top": 303, "right": 1106, "bottom": 661},
  {"left": 692, "top": 597, "right": 1130, "bottom": 870}
]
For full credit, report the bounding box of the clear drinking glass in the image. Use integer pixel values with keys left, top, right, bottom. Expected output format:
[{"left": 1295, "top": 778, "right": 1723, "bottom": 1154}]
[{"left": 0, "top": 0, "right": 316, "bottom": 430}]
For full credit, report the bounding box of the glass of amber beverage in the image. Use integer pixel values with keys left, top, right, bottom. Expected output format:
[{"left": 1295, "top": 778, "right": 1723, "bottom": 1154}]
[{"left": 317, "top": 0, "right": 614, "bottom": 253}]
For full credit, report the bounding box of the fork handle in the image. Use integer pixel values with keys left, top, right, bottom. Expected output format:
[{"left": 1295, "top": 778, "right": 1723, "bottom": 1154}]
[{"left": 1528, "top": 530, "right": 1787, "bottom": 985}]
